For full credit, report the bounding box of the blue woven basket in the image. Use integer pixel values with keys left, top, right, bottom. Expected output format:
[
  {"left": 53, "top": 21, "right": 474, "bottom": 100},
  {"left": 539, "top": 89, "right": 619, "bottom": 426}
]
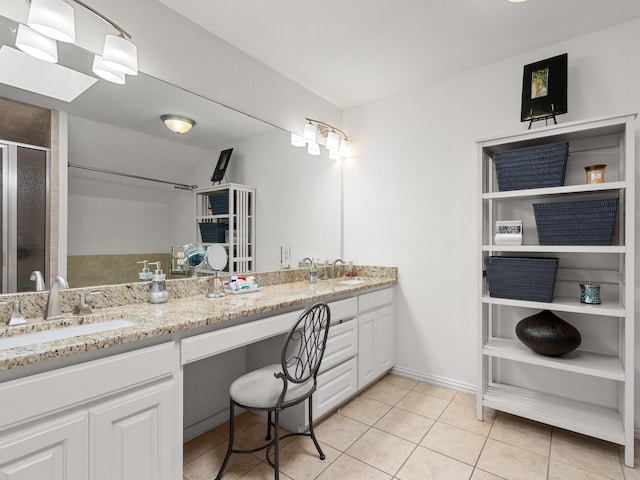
[
  {"left": 494, "top": 142, "right": 568, "bottom": 191},
  {"left": 208, "top": 191, "right": 229, "bottom": 214},
  {"left": 533, "top": 198, "right": 618, "bottom": 245},
  {"left": 485, "top": 257, "right": 559, "bottom": 303},
  {"left": 199, "top": 222, "right": 226, "bottom": 243}
]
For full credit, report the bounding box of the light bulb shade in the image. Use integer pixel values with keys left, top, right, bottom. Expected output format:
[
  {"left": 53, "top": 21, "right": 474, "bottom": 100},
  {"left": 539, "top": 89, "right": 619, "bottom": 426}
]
[
  {"left": 339, "top": 138, "right": 352, "bottom": 157},
  {"left": 161, "top": 114, "right": 195, "bottom": 134},
  {"left": 290, "top": 133, "right": 306, "bottom": 147},
  {"left": 326, "top": 130, "right": 340, "bottom": 152},
  {"left": 303, "top": 122, "right": 316, "bottom": 144},
  {"left": 27, "top": 0, "right": 75, "bottom": 43},
  {"left": 101, "top": 34, "right": 138, "bottom": 76},
  {"left": 307, "top": 142, "right": 320, "bottom": 156},
  {"left": 92, "top": 55, "right": 126, "bottom": 84},
  {"left": 15, "top": 24, "right": 58, "bottom": 63}
]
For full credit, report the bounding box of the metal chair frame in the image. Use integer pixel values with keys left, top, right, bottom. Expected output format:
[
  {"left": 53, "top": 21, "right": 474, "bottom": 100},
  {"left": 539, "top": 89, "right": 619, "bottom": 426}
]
[{"left": 215, "top": 302, "right": 331, "bottom": 480}]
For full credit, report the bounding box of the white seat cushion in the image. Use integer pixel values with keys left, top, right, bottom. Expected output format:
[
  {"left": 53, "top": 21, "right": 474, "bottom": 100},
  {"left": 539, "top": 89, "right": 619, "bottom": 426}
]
[{"left": 229, "top": 364, "right": 315, "bottom": 409}]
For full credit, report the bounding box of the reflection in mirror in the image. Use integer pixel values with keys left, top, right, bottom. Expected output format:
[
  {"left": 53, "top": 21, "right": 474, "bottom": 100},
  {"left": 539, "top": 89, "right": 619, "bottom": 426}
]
[{"left": 0, "top": 13, "right": 342, "bottom": 292}]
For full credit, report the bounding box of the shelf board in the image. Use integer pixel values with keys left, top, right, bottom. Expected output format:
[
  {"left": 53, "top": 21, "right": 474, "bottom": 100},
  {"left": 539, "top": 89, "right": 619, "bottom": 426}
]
[
  {"left": 483, "top": 338, "right": 625, "bottom": 381},
  {"left": 482, "top": 383, "right": 625, "bottom": 445},
  {"left": 482, "top": 245, "right": 625, "bottom": 253},
  {"left": 482, "top": 295, "right": 625, "bottom": 317},
  {"left": 483, "top": 181, "right": 625, "bottom": 200}
]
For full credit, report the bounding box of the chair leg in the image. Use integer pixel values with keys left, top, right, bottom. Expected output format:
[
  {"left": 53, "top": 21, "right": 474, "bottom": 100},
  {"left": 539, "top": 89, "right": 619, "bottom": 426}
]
[
  {"left": 273, "top": 409, "right": 280, "bottom": 480},
  {"left": 307, "top": 396, "right": 325, "bottom": 460},
  {"left": 215, "top": 399, "right": 236, "bottom": 480},
  {"left": 266, "top": 410, "right": 272, "bottom": 440}
]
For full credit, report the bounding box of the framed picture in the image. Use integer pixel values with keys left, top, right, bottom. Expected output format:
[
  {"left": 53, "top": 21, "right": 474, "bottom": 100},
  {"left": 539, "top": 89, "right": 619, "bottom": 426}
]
[{"left": 520, "top": 53, "right": 567, "bottom": 122}]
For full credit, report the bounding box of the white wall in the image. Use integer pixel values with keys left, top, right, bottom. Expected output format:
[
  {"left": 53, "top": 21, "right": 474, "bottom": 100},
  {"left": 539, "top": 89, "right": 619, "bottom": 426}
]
[{"left": 343, "top": 19, "right": 640, "bottom": 414}]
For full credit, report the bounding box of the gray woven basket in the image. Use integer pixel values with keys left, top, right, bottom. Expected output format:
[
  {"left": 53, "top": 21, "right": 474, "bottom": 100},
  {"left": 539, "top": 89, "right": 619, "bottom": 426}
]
[
  {"left": 533, "top": 198, "right": 618, "bottom": 245},
  {"left": 485, "top": 257, "right": 559, "bottom": 303},
  {"left": 494, "top": 142, "right": 568, "bottom": 191}
]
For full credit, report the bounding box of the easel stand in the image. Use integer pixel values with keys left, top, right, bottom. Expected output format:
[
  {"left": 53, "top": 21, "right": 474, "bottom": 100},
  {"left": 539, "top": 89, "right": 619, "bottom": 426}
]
[{"left": 528, "top": 104, "right": 557, "bottom": 129}]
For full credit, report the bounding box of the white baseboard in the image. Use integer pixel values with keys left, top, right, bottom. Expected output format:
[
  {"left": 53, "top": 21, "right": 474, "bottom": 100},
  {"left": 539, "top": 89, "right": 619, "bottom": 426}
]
[{"left": 390, "top": 366, "right": 475, "bottom": 394}]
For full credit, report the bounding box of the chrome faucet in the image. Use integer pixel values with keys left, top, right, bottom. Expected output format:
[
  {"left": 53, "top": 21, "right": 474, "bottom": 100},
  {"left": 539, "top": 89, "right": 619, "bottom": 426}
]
[
  {"left": 45, "top": 276, "right": 69, "bottom": 321},
  {"left": 331, "top": 259, "right": 345, "bottom": 279},
  {"left": 30, "top": 271, "right": 46, "bottom": 291}
]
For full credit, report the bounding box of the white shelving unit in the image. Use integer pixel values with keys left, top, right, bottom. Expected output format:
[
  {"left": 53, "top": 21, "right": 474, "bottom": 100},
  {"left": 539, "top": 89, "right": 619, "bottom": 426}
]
[
  {"left": 195, "top": 183, "right": 255, "bottom": 274},
  {"left": 476, "top": 113, "right": 636, "bottom": 466}
]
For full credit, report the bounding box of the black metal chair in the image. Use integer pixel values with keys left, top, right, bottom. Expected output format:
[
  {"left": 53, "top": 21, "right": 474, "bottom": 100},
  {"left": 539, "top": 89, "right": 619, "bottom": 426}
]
[{"left": 215, "top": 302, "right": 331, "bottom": 480}]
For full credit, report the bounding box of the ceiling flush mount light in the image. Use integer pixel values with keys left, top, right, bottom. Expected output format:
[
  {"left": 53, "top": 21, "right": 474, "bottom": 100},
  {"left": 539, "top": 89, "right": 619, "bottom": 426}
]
[
  {"left": 292, "top": 117, "right": 352, "bottom": 160},
  {"left": 20, "top": 0, "right": 138, "bottom": 85},
  {"left": 15, "top": 24, "right": 58, "bottom": 63},
  {"left": 161, "top": 114, "right": 195, "bottom": 134}
]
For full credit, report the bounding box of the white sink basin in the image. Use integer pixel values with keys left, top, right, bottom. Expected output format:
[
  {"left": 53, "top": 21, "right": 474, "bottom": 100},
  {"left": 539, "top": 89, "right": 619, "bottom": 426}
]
[
  {"left": 0, "top": 319, "right": 136, "bottom": 350},
  {"left": 338, "top": 279, "right": 366, "bottom": 285}
]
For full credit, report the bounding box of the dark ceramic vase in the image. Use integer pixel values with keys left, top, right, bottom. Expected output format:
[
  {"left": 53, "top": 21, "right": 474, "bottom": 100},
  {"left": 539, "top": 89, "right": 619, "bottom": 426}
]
[{"left": 515, "top": 310, "right": 581, "bottom": 357}]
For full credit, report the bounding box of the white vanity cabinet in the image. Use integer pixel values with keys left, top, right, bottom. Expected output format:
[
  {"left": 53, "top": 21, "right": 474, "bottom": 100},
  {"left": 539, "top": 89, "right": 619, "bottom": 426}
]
[
  {"left": 0, "top": 342, "right": 177, "bottom": 480},
  {"left": 358, "top": 288, "right": 395, "bottom": 389}
]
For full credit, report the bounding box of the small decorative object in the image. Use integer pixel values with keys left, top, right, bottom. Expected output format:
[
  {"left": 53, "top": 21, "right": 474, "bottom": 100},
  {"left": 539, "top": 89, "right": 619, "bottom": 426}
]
[
  {"left": 495, "top": 220, "right": 523, "bottom": 246},
  {"left": 579, "top": 282, "right": 601, "bottom": 304},
  {"left": 516, "top": 310, "right": 581, "bottom": 357},
  {"left": 521, "top": 53, "right": 568, "bottom": 128},
  {"left": 584, "top": 164, "right": 606, "bottom": 184}
]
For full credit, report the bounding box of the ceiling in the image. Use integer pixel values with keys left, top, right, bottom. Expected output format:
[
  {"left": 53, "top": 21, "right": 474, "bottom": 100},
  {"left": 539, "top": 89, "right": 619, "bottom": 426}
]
[{"left": 158, "top": 0, "right": 640, "bottom": 109}]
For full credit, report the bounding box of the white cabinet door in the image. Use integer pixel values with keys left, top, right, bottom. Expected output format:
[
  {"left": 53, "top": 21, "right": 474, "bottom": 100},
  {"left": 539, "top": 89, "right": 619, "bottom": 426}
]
[
  {"left": 358, "top": 311, "right": 377, "bottom": 389},
  {"left": 90, "top": 382, "right": 174, "bottom": 480},
  {"left": 377, "top": 306, "right": 395, "bottom": 374},
  {"left": 0, "top": 413, "right": 87, "bottom": 480}
]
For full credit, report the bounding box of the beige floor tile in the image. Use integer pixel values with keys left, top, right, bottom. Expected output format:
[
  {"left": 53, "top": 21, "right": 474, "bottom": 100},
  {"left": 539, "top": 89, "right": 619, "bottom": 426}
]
[
  {"left": 470, "top": 469, "right": 506, "bottom": 480},
  {"left": 316, "top": 454, "right": 391, "bottom": 480},
  {"left": 476, "top": 439, "right": 548, "bottom": 480},
  {"left": 453, "top": 391, "right": 477, "bottom": 407},
  {"left": 395, "top": 390, "right": 450, "bottom": 419},
  {"left": 551, "top": 430, "right": 623, "bottom": 480},
  {"left": 184, "top": 429, "right": 227, "bottom": 464},
  {"left": 314, "top": 412, "right": 369, "bottom": 451},
  {"left": 277, "top": 437, "right": 340, "bottom": 480},
  {"left": 238, "top": 462, "right": 293, "bottom": 480},
  {"left": 548, "top": 459, "right": 613, "bottom": 480},
  {"left": 214, "top": 412, "right": 265, "bottom": 439},
  {"left": 338, "top": 395, "right": 391, "bottom": 426},
  {"left": 377, "top": 373, "right": 419, "bottom": 390},
  {"left": 421, "top": 421, "right": 486, "bottom": 466},
  {"left": 184, "top": 441, "right": 261, "bottom": 480},
  {"left": 413, "top": 382, "right": 457, "bottom": 401},
  {"left": 396, "top": 445, "right": 473, "bottom": 480},
  {"left": 374, "top": 407, "right": 434, "bottom": 444},
  {"left": 490, "top": 413, "right": 551, "bottom": 457},
  {"left": 346, "top": 428, "right": 416, "bottom": 476},
  {"left": 438, "top": 401, "right": 495, "bottom": 436},
  {"left": 361, "top": 380, "right": 411, "bottom": 405}
]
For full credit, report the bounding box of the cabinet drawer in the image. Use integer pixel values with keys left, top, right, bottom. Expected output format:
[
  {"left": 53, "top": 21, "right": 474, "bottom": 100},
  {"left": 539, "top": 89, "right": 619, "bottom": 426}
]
[
  {"left": 328, "top": 297, "right": 357, "bottom": 321},
  {"left": 314, "top": 357, "right": 358, "bottom": 420},
  {"left": 359, "top": 288, "right": 394, "bottom": 313},
  {"left": 321, "top": 319, "right": 357, "bottom": 373}
]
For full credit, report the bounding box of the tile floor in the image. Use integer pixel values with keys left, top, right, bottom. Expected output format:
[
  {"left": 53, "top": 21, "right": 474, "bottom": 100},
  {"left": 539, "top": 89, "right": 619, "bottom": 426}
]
[{"left": 183, "top": 373, "right": 639, "bottom": 480}]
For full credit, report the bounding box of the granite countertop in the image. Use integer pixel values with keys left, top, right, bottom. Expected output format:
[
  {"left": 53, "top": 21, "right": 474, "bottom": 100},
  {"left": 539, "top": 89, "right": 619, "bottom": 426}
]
[{"left": 0, "top": 274, "right": 396, "bottom": 370}]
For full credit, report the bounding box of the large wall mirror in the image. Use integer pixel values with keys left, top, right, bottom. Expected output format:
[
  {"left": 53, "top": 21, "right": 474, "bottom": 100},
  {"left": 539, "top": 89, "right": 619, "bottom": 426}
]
[{"left": 0, "top": 14, "right": 341, "bottom": 292}]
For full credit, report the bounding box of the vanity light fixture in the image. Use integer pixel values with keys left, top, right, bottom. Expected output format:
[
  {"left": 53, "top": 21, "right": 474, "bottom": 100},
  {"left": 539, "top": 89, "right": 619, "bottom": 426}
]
[
  {"left": 20, "top": 0, "right": 138, "bottom": 85},
  {"left": 161, "top": 114, "right": 195, "bottom": 134},
  {"left": 15, "top": 24, "right": 58, "bottom": 63},
  {"left": 291, "top": 117, "right": 352, "bottom": 160}
]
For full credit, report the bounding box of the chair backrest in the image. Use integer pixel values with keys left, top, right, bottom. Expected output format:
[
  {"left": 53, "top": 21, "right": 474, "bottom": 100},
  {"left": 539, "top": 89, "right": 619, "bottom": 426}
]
[{"left": 281, "top": 302, "right": 331, "bottom": 385}]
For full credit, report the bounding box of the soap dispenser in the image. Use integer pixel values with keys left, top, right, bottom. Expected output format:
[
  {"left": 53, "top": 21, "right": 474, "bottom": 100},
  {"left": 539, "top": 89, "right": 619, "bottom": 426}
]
[
  {"left": 149, "top": 262, "right": 168, "bottom": 304},
  {"left": 137, "top": 260, "right": 153, "bottom": 282}
]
